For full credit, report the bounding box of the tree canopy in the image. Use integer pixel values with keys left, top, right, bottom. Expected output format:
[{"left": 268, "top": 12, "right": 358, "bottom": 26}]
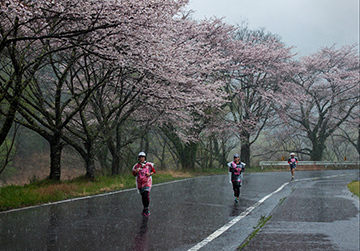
[{"left": 1, "top": 0, "right": 358, "bottom": 181}]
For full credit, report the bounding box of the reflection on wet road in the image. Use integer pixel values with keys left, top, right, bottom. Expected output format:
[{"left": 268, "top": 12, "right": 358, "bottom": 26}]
[
  {"left": 0, "top": 170, "right": 359, "bottom": 250},
  {"left": 133, "top": 216, "right": 149, "bottom": 251},
  {"left": 240, "top": 172, "right": 359, "bottom": 251}
]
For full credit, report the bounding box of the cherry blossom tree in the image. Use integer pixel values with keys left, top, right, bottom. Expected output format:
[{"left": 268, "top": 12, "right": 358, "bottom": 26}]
[
  {"left": 151, "top": 17, "right": 234, "bottom": 170},
  {"left": 284, "top": 44, "right": 359, "bottom": 161},
  {"left": 6, "top": 0, "right": 234, "bottom": 178},
  {"left": 14, "top": 47, "right": 109, "bottom": 180},
  {"left": 223, "top": 27, "right": 295, "bottom": 165},
  {"left": 1, "top": 0, "right": 145, "bottom": 178},
  {"left": 4, "top": 0, "right": 237, "bottom": 179},
  {"left": 84, "top": 16, "right": 234, "bottom": 172},
  {"left": 0, "top": 0, "right": 104, "bottom": 147},
  {"left": 63, "top": 60, "right": 148, "bottom": 178}
]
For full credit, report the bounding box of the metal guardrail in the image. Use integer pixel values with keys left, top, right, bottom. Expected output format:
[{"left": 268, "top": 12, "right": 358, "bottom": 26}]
[{"left": 259, "top": 161, "right": 360, "bottom": 169}]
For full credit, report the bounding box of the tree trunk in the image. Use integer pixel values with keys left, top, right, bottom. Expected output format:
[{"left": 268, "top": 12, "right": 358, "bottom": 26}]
[
  {"left": 310, "top": 140, "right": 325, "bottom": 161},
  {"left": 109, "top": 124, "right": 121, "bottom": 175},
  {"left": 0, "top": 76, "right": 23, "bottom": 147},
  {"left": 84, "top": 141, "right": 95, "bottom": 181},
  {"left": 140, "top": 133, "right": 150, "bottom": 154},
  {"left": 240, "top": 131, "right": 251, "bottom": 166},
  {"left": 221, "top": 139, "right": 227, "bottom": 168},
  {"left": 0, "top": 105, "right": 17, "bottom": 148},
  {"left": 97, "top": 146, "right": 110, "bottom": 170},
  {"left": 49, "top": 133, "right": 63, "bottom": 181},
  {"left": 212, "top": 136, "right": 227, "bottom": 168},
  {"left": 160, "top": 141, "right": 166, "bottom": 170},
  {"left": 111, "top": 153, "right": 120, "bottom": 175},
  {"left": 161, "top": 126, "right": 198, "bottom": 170},
  {"left": 85, "top": 156, "right": 95, "bottom": 181},
  {"left": 180, "top": 142, "right": 197, "bottom": 169}
]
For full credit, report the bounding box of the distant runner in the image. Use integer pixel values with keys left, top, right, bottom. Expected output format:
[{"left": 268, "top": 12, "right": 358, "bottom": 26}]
[
  {"left": 288, "top": 152, "right": 298, "bottom": 180},
  {"left": 228, "top": 154, "right": 246, "bottom": 202},
  {"left": 132, "top": 152, "right": 156, "bottom": 216}
]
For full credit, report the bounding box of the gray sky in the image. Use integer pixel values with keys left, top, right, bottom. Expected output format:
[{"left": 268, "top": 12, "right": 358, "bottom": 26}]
[{"left": 186, "top": 0, "right": 359, "bottom": 57}]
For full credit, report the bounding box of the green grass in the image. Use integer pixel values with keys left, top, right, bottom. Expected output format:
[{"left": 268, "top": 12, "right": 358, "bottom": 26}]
[
  {"left": 278, "top": 197, "right": 287, "bottom": 206},
  {"left": 238, "top": 215, "right": 272, "bottom": 250},
  {"left": 347, "top": 180, "right": 359, "bottom": 197}
]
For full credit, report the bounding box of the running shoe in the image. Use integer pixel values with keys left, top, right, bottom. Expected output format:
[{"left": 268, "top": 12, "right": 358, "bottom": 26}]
[
  {"left": 142, "top": 208, "right": 150, "bottom": 216},
  {"left": 235, "top": 197, "right": 239, "bottom": 203}
]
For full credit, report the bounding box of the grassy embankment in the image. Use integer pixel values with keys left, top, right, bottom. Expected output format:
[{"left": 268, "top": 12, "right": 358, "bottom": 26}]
[
  {"left": 347, "top": 180, "right": 360, "bottom": 197},
  {"left": 0, "top": 166, "right": 358, "bottom": 212}
]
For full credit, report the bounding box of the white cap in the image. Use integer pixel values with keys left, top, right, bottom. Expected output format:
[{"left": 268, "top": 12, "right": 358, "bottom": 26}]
[
  {"left": 290, "top": 153, "right": 295, "bottom": 156},
  {"left": 138, "top": 152, "right": 146, "bottom": 157}
]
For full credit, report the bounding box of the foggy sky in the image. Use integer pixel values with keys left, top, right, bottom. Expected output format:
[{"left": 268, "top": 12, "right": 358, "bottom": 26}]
[{"left": 186, "top": 0, "right": 359, "bottom": 57}]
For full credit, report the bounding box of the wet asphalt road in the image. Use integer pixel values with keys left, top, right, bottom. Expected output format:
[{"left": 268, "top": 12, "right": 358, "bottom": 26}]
[{"left": 0, "top": 169, "right": 359, "bottom": 251}]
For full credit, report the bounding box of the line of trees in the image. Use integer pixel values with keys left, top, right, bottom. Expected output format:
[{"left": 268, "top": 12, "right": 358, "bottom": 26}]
[{"left": 1, "top": 0, "right": 359, "bottom": 181}]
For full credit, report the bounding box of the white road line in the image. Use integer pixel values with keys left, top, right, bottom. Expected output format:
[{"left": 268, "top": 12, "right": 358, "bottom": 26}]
[
  {"left": 187, "top": 182, "right": 289, "bottom": 251},
  {"left": 1, "top": 173, "right": 349, "bottom": 215},
  {"left": 187, "top": 173, "right": 352, "bottom": 251}
]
